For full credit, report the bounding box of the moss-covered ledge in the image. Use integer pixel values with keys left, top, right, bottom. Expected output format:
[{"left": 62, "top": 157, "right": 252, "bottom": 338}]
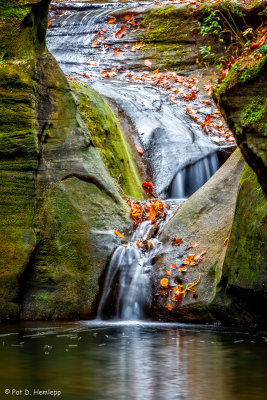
[
  {"left": 215, "top": 49, "right": 267, "bottom": 195},
  {"left": 69, "top": 81, "right": 145, "bottom": 199}
]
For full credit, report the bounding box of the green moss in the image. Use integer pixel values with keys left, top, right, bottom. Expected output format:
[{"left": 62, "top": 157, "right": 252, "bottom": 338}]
[
  {"left": 223, "top": 164, "right": 267, "bottom": 289},
  {"left": 238, "top": 56, "right": 267, "bottom": 83},
  {"left": 215, "top": 56, "right": 267, "bottom": 99},
  {"left": 69, "top": 80, "right": 144, "bottom": 199},
  {"left": 241, "top": 97, "right": 267, "bottom": 131}
]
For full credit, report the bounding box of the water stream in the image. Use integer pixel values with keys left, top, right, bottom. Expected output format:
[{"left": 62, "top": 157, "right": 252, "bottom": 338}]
[
  {"left": 47, "top": 1, "right": 221, "bottom": 197},
  {"left": 97, "top": 201, "right": 178, "bottom": 320},
  {"left": 47, "top": 1, "right": 226, "bottom": 321}
]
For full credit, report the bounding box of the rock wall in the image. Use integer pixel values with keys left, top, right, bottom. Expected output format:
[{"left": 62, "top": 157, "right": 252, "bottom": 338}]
[
  {"left": 151, "top": 149, "right": 245, "bottom": 323},
  {"left": 214, "top": 164, "right": 267, "bottom": 326},
  {"left": 0, "top": 0, "right": 132, "bottom": 320},
  {"left": 69, "top": 80, "right": 144, "bottom": 199}
]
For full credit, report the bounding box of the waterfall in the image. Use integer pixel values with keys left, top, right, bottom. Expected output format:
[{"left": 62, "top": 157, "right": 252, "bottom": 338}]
[
  {"left": 97, "top": 204, "right": 178, "bottom": 320},
  {"left": 168, "top": 152, "right": 219, "bottom": 199},
  {"left": 47, "top": 2, "right": 224, "bottom": 321}
]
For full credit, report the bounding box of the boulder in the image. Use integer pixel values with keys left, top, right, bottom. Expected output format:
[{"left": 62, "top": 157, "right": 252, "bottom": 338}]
[{"left": 151, "top": 149, "right": 245, "bottom": 323}]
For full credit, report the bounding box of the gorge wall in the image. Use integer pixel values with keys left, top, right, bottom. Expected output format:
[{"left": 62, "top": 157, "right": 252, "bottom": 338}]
[{"left": 0, "top": 0, "right": 143, "bottom": 320}]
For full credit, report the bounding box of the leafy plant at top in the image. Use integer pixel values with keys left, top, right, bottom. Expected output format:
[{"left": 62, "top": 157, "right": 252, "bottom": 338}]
[{"left": 196, "top": 3, "right": 248, "bottom": 60}]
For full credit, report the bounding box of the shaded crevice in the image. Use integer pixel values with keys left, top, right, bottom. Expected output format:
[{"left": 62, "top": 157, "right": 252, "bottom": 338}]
[{"left": 17, "top": 240, "right": 42, "bottom": 306}]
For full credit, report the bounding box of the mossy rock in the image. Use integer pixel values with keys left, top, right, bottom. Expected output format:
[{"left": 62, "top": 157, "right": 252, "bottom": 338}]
[
  {"left": 0, "top": 0, "right": 132, "bottom": 320},
  {"left": 214, "top": 164, "right": 267, "bottom": 326},
  {"left": 215, "top": 49, "right": 267, "bottom": 196},
  {"left": 69, "top": 80, "right": 144, "bottom": 199}
]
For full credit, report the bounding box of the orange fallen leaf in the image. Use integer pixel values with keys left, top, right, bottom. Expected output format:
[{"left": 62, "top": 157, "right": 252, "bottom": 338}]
[
  {"left": 115, "top": 25, "right": 126, "bottom": 39},
  {"left": 47, "top": 20, "right": 52, "bottom": 29},
  {"left": 170, "top": 264, "right": 177, "bottom": 268},
  {"left": 114, "top": 230, "right": 125, "bottom": 238},
  {"left": 167, "top": 303, "right": 173, "bottom": 311},
  {"left": 82, "top": 73, "right": 90, "bottom": 78},
  {"left": 108, "top": 15, "right": 116, "bottom": 24},
  {"left": 86, "top": 60, "right": 97, "bottom": 66},
  {"left": 178, "top": 266, "right": 187, "bottom": 273},
  {"left": 160, "top": 278, "right": 169, "bottom": 288},
  {"left": 165, "top": 270, "right": 171, "bottom": 276},
  {"left": 92, "top": 40, "right": 98, "bottom": 47},
  {"left": 147, "top": 241, "right": 152, "bottom": 247},
  {"left": 224, "top": 235, "right": 229, "bottom": 246},
  {"left": 113, "top": 48, "right": 124, "bottom": 56},
  {"left": 172, "top": 237, "right": 183, "bottom": 246}
]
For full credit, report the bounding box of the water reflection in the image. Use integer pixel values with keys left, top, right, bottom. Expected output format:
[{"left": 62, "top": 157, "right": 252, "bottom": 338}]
[{"left": 0, "top": 322, "right": 266, "bottom": 400}]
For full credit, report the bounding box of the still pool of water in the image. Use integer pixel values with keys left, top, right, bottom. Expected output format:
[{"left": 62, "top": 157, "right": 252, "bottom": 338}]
[{"left": 0, "top": 321, "right": 266, "bottom": 400}]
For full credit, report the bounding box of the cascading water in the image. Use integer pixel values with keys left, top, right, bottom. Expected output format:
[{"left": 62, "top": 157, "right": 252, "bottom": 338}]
[
  {"left": 47, "top": 1, "right": 229, "bottom": 321},
  {"left": 97, "top": 203, "right": 178, "bottom": 320},
  {"left": 168, "top": 152, "right": 219, "bottom": 199},
  {"left": 47, "top": 1, "right": 221, "bottom": 197}
]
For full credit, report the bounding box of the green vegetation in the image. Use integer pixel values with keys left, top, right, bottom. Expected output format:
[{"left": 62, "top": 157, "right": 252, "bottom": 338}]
[{"left": 70, "top": 80, "right": 144, "bottom": 199}]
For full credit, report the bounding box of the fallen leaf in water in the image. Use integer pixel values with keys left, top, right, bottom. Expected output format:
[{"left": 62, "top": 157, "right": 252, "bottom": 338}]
[
  {"left": 136, "top": 144, "right": 144, "bottom": 155},
  {"left": 123, "top": 14, "right": 131, "bottom": 20},
  {"left": 82, "top": 73, "right": 90, "bottom": 78},
  {"left": 172, "top": 237, "right": 183, "bottom": 246},
  {"left": 165, "top": 270, "right": 171, "bottom": 276},
  {"left": 144, "top": 59, "right": 152, "bottom": 68},
  {"left": 115, "top": 25, "right": 126, "bottom": 38},
  {"left": 114, "top": 230, "right": 125, "bottom": 238},
  {"left": 86, "top": 60, "right": 97, "bottom": 66},
  {"left": 170, "top": 264, "right": 177, "bottom": 268},
  {"left": 167, "top": 303, "right": 173, "bottom": 310},
  {"left": 113, "top": 48, "right": 124, "bottom": 56},
  {"left": 92, "top": 40, "right": 98, "bottom": 47},
  {"left": 178, "top": 266, "right": 187, "bottom": 273},
  {"left": 160, "top": 278, "right": 169, "bottom": 288},
  {"left": 47, "top": 20, "right": 52, "bottom": 29},
  {"left": 147, "top": 241, "right": 152, "bottom": 247},
  {"left": 152, "top": 69, "right": 159, "bottom": 75},
  {"left": 108, "top": 15, "right": 116, "bottom": 23}
]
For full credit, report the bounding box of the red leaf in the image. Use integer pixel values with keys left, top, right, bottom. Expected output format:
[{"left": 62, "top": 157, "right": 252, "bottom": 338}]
[{"left": 142, "top": 181, "right": 156, "bottom": 197}]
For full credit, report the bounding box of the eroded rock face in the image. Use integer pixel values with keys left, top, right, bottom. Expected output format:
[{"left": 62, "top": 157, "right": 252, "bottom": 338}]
[
  {"left": 215, "top": 48, "right": 267, "bottom": 196},
  {"left": 0, "top": 0, "right": 131, "bottom": 320},
  {"left": 215, "top": 164, "right": 267, "bottom": 326},
  {"left": 151, "top": 149, "right": 245, "bottom": 323}
]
